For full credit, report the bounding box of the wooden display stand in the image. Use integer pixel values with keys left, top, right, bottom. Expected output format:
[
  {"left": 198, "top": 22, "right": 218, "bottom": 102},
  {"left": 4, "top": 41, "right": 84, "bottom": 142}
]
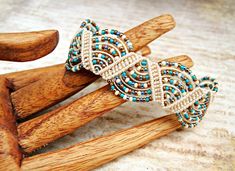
[{"left": 0, "top": 15, "right": 193, "bottom": 171}]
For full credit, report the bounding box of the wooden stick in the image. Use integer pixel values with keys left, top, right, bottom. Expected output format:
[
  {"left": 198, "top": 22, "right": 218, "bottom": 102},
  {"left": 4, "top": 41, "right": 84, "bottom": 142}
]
[
  {"left": 9, "top": 53, "right": 150, "bottom": 117},
  {"left": 3, "top": 64, "right": 64, "bottom": 91},
  {"left": 11, "top": 14, "right": 176, "bottom": 119},
  {"left": 17, "top": 55, "right": 192, "bottom": 153},
  {"left": 3, "top": 46, "right": 151, "bottom": 91},
  {"left": 0, "top": 77, "right": 21, "bottom": 171},
  {"left": 21, "top": 114, "right": 180, "bottom": 171},
  {"left": 0, "top": 30, "right": 59, "bottom": 62}
]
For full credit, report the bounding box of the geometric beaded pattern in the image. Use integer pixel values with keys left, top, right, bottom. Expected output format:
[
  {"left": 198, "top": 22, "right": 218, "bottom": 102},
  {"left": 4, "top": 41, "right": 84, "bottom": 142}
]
[
  {"left": 109, "top": 57, "right": 156, "bottom": 102},
  {"left": 65, "top": 19, "right": 133, "bottom": 73},
  {"left": 157, "top": 61, "right": 218, "bottom": 128},
  {"left": 65, "top": 19, "right": 218, "bottom": 128}
]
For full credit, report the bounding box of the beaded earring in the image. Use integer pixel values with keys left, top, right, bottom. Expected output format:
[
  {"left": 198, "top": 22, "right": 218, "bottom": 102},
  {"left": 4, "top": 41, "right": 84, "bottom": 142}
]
[{"left": 65, "top": 19, "right": 218, "bottom": 128}]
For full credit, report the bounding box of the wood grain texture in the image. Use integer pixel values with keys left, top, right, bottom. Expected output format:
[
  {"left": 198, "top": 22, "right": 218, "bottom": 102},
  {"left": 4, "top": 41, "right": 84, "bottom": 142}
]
[
  {"left": 4, "top": 64, "right": 65, "bottom": 91},
  {"left": 17, "top": 55, "right": 192, "bottom": 153},
  {"left": 11, "top": 14, "right": 176, "bottom": 119},
  {"left": 14, "top": 68, "right": 97, "bottom": 119},
  {"left": 0, "top": 30, "right": 59, "bottom": 62},
  {"left": 21, "top": 114, "right": 181, "bottom": 171},
  {"left": 3, "top": 46, "right": 151, "bottom": 91},
  {"left": 0, "top": 0, "right": 234, "bottom": 170},
  {"left": 125, "top": 15, "right": 175, "bottom": 51},
  {"left": 0, "top": 77, "right": 21, "bottom": 171}
]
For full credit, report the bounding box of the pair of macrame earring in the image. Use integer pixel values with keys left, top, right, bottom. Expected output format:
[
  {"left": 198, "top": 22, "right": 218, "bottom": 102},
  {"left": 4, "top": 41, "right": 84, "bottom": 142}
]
[{"left": 65, "top": 19, "right": 218, "bottom": 128}]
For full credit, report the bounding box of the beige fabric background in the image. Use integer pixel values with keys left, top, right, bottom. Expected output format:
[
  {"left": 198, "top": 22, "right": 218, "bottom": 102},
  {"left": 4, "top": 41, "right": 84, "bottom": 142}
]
[{"left": 0, "top": 0, "right": 234, "bottom": 170}]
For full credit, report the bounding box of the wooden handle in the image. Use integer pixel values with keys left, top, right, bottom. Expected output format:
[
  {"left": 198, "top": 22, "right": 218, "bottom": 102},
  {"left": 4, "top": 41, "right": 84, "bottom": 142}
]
[
  {"left": 0, "top": 30, "right": 59, "bottom": 62},
  {"left": 17, "top": 55, "right": 192, "bottom": 153},
  {"left": 0, "top": 77, "right": 21, "bottom": 171},
  {"left": 11, "top": 14, "right": 176, "bottom": 119},
  {"left": 21, "top": 114, "right": 180, "bottom": 171}
]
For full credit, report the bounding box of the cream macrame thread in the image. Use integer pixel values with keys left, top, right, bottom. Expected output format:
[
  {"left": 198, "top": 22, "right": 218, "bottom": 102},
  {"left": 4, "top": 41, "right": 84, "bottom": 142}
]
[{"left": 65, "top": 19, "right": 218, "bottom": 128}]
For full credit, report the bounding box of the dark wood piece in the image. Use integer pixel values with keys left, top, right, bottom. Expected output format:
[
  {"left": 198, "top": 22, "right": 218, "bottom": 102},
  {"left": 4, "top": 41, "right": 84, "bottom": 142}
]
[
  {"left": 0, "top": 30, "right": 59, "bottom": 62},
  {"left": 0, "top": 77, "right": 22, "bottom": 171}
]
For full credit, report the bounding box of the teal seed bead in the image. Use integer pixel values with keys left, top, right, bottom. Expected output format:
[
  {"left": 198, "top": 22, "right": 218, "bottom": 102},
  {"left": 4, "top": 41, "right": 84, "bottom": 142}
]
[
  {"left": 141, "top": 60, "right": 147, "bottom": 66},
  {"left": 122, "top": 72, "right": 127, "bottom": 77},
  {"left": 101, "top": 54, "right": 105, "bottom": 59},
  {"left": 192, "top": 75, "right": 196, "bottom": 80},
  {"left": 110, "top": 29, "right": 114, "bottom": 34},
  {"left": 120, "top": 94, "right": 124, "bottom": 98},
  {"left": 133, "top": 97, "right": 137, "bottom": 102},
  {"left": 132, "top": 73, "right": 137, "bottom": 78},
  {"left": 111, "top": 85, "right": 115, "bottom": 90},
  {"left": 190, "top": 109, "right": 195, "bottom": 114},
  {"left": 170, "top": 79, "right": 174, "bottom": 84},
  {"left": 112, "top": 50, "right": 117, "bottom": 55},
  {"left": 147, "top": 89, "right": 152, "bottom": 94},
  {"left": 145, "top": 97, "right": 150, "bottom": 102},
  {"left": 171, "top": 88, "right": 175, "bottom": 93},
  {"left": 72, "top": 58, "right": 78, "bottom": 62},
  {"left": 145, "top": 74, "right": 150, "bottom": 80},
  {"left": 188, "top": 84, "right": 193, "bottom": 89},
  {"left": 110, "top": 38, "right": 114, "bottom": 43},
  {"left": 180, "top": 65, "right": 186, "bottom": 70},
  {"left": 101, "top": 30, "right": 106, "bottom": 35},
  {"left": 72, "top": 51, "right": 78, "bottom": 55},
  {"left": 128, "top": 80, "right": 132, "bottom": 85},
  {"left": 165, "top": 86, "right": 169, "bottom": 90},
  {"left": 92, "top": 60, "right": 97, "bottom": 64},
  {"left": 184, "top": 113, "right": 189, "bottom": 119}
]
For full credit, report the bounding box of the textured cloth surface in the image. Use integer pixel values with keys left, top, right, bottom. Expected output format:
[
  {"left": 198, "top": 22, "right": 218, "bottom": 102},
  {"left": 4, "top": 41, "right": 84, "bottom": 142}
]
[{"left": 0, "top": 0, "right": 234, "bottom": 170}]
